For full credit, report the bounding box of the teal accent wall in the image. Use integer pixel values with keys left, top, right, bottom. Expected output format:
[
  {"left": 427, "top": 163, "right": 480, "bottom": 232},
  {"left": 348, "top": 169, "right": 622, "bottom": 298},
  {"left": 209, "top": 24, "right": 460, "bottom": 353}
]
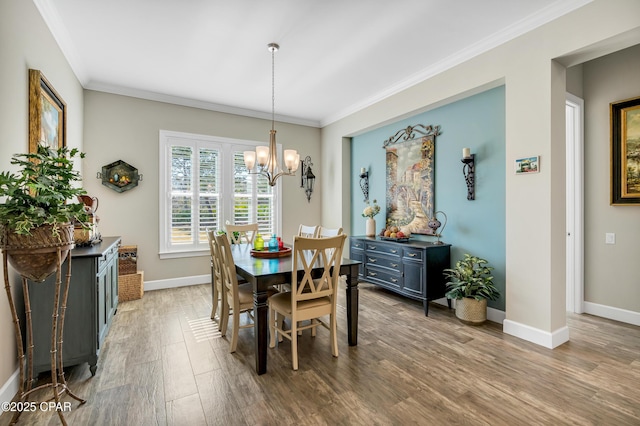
[{"left": 351, "top": 86, "right": 506, "bottom": 310}]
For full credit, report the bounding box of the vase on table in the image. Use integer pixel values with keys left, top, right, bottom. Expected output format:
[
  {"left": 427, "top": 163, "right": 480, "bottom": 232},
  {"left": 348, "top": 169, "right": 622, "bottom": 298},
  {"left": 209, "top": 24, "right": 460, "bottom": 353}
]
[{"left": 365, "top": 218, "right": 376, "bottom": 237}]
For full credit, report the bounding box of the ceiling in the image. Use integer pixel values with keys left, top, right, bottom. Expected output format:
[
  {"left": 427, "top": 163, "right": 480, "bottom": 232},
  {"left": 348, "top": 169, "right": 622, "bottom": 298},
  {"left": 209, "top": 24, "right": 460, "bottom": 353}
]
[{"left": 35, "top": 0, "right": 591, "bottom": 127}]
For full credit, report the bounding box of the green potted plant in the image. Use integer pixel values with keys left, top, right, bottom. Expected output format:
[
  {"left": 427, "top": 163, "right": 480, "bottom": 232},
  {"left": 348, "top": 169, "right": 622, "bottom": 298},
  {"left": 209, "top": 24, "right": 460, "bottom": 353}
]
[
  {"left": 0, "top": 145, "right": 89, "bottom": 282},
  {"left": 444, "top": 253, "right": 500, "bottom": 325}
]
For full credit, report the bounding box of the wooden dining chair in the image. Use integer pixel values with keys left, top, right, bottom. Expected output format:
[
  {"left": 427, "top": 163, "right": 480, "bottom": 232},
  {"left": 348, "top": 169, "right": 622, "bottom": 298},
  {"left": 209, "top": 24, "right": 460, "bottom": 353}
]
[
  {"left": 318, "top": 226, "right": 343, "bottom": 238},
  {"left": 225, "top": 222, "right": 258, "bottom": 244},
  {"left": 215, "top": 234, "right": 278, "bottom": 353},
  {"left": 206, "top": 229, "right": 226, "bottom": 329},
  {"left": 268, "top": 234, "right": 347, "bottom": 370},
  {"left": 297, "top": 224, "right": 319, "bottom": 238}
]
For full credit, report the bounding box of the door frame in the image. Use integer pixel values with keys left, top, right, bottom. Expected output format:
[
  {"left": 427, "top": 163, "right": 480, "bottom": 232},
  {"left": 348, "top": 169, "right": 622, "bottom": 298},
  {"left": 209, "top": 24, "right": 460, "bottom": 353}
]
[{"left": 565, "top": 93, "right": 584, "bottom": 314}]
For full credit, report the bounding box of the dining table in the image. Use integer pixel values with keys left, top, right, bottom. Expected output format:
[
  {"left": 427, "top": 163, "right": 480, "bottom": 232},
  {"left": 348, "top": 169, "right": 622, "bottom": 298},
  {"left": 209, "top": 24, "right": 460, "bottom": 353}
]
[{"left": 229, "top": 243, "right": 361, "bottom": 375}]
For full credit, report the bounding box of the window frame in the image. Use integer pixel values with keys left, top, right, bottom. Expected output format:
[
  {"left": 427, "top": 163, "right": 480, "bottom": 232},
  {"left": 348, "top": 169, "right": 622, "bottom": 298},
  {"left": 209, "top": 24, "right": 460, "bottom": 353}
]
[{"left": 159, "top": 130, "right": 282, "bottom": 259}]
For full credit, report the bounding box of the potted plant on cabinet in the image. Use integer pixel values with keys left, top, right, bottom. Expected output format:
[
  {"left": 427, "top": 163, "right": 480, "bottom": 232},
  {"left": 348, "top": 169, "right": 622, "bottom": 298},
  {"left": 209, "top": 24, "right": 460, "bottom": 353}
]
[
  {"left": 444, "top": 253, "right": 500, "bottom": 325},
  {"left": 0, "top": 145, "right": 89, "bottom": 282}
]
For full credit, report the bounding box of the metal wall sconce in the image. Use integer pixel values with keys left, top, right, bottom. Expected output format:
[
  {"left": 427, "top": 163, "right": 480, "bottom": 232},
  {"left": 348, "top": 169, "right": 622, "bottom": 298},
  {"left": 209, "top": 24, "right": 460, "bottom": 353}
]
[
  {"left": 300, "top": 156, "right": 315, "bottom": 202},
  {"left": 359, "top": 167, "right": 369, "bottom": 202},
  {"left": 461, "top": 148, "right": 475, "bottom": 200}
]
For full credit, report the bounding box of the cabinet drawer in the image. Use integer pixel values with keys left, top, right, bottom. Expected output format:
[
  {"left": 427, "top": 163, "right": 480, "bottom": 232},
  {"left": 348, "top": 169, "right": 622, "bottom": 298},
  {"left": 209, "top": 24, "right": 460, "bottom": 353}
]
[
  {"left": 365, "top": 241, "right": 401, "bottom": 257},
  {"left": 403, "top": 247, "right": 424, "bottom": 261},
  {"left": 99, "top": 244, "right": 119, "bottom": 271},
  {"left": 365, "top": 266, "right": 402, "bottom": 289},
  {"left": 351, "top": 240, "right": 365, "bottom": 251},
  {"left": 365, "top": 253, "right": 401, "bottom": 272}
]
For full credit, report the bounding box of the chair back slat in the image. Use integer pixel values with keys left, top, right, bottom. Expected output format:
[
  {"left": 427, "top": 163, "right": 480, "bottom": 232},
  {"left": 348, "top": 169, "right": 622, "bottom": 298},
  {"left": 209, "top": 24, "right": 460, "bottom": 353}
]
[
  {"left": 215, "top": 234, "right": 240, "bottom": 298},
  {"left": 297, "top": 224, "right": 319, "bottom": 238},
  {"left": 318, "top": 226, "right": 343, "bottom": 238},
  {"left": 292, "top": 235, "right": 346, "bottom": 304},
  {"left": 225, "top": 222, "right": 258, "bottom": 244}
]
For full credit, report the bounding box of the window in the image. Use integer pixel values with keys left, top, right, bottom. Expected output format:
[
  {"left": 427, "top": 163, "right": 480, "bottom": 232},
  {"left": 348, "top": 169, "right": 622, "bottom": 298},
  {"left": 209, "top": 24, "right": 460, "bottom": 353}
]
[{"left": 159, "top": 130, "right": 281, "bottom": 258}]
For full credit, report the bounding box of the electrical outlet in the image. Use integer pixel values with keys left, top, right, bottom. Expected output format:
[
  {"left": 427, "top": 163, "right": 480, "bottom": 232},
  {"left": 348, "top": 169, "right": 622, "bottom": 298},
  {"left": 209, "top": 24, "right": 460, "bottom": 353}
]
[{"left": 605, "top": 233, "right": 615, "bottom": 244}]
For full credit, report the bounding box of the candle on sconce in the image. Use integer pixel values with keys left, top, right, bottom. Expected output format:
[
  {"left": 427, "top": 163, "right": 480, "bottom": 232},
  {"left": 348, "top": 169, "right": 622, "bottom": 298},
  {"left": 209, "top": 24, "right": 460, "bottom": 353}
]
[
  {"left": 360, "top": 167, "right": 366, "bottom": 174},
  {"left": 462, "top": 148, "right": 471, "bottom": 159}
]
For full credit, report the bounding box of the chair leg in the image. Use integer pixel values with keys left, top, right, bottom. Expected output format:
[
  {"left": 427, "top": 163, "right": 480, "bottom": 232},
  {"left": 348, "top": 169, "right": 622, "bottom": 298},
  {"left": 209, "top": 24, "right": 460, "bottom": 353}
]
[
  {"left": 220, "top": 296, "right": 229, "bottom": 337},
  {"left": 330, "top": 312, "right": 338, "bottom": 357},
  {"left": 229, "top": 308, "right": 240, "bottom": 353},
  {"left": 291, "top": 318, "right": 298, "bottom": 371},
  {"left": 311, "top": 319, "right": 317, "bottom": 337},
  {"left": 269, "top": 305, "right": 276, "bottom": 348},
  {"left": 211, "top": 280, "right": 218, "bottom": 320}
]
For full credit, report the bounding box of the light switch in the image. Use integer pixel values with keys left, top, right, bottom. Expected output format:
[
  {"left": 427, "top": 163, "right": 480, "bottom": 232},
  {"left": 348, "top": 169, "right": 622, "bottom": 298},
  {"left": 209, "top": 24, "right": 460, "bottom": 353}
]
[{"left": 605, "top": 233, "right": 615, "bottom": 244}]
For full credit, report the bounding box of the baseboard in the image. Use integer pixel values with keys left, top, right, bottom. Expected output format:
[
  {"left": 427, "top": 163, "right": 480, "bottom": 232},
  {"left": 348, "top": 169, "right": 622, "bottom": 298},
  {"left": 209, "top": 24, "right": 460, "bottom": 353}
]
[
  {"left": 143, "top": 274, "right": 209, "bottom": 292},
  {"left": 432, "top": 298, "right": 506, "bottom": 324},
  {"left": 503, "top": 319, "right": 569, "bottom": 349},
  {"left": 583, "top": 301, "right": 640, "bottom": 326},
  {"left": 0, "top": 368, "right": 18, "bottom": 404}
]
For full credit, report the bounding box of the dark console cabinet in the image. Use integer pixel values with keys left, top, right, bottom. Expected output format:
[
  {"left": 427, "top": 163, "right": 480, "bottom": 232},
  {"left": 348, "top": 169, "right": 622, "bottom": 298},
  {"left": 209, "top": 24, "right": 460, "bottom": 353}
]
[
  {"left": 26, "top": 237, "right": 121, "bottom": 377},
  {"left": 350, "top": 236, "right": 450, "bottom": 315}
]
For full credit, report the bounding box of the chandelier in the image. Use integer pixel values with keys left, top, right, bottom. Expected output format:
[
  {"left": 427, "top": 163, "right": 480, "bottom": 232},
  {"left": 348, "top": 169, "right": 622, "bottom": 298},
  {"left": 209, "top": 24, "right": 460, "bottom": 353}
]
[{"left": 243, "top": 43, "right": 299, "bottom": 186}]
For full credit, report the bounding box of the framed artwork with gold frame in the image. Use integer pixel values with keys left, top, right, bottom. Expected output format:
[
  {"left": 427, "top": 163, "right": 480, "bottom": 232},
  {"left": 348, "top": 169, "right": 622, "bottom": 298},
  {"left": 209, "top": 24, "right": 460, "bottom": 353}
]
[
  {"left": 611, "top": 96, "right": 640, "bottom": 205},
  {"left": 29, "top": 69, "right": 66, "bottom": 153}
]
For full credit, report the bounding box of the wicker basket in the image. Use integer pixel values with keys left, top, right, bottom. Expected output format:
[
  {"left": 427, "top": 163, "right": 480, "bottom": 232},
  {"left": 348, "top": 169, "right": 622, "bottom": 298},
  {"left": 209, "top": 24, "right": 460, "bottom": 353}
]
[
  {"left": 0, "top": 223, "right": 74, "bottom": 282},
  {"left": 119, "top": 271, "right": 144, "bottom": 302},
  {"left": 118, "top": 245, "right": 137, "bottom": 275},
  {"left": 454, "top": 298, "right": 487, "bottom": 325}
]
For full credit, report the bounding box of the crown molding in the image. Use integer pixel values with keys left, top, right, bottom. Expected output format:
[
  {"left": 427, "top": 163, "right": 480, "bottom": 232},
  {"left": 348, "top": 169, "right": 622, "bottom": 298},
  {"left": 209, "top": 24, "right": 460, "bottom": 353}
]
[
  {"left": 34, "top": 0, "right": 592, "bottom": 130},
  {"left": 85, "top": 82, "right": 320, "bottom": 128},
  {"left": 33, "top": 0, "right": 88, "bottom": 84},
  {"left": 320, "top": 0, "right": 593, "bottom": 127}
]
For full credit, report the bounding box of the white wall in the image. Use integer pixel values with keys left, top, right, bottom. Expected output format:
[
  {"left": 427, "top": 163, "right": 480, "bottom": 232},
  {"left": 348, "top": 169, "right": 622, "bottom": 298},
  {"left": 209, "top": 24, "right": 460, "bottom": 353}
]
[
  {"left": 582, "top": 44, "right": 640, "bottom": 314},
  {"left": 0, "top": 0, "right": 84, "bottom": 397},
  {"left": 320, "top": 0, "right": 640, "bottom": 347}
]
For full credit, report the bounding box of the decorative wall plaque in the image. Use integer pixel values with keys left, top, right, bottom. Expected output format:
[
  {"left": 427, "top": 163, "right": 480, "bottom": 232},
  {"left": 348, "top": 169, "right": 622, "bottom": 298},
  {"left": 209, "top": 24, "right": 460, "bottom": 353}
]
[{"left": 97, "top": 160, "right": 142, "bottom": 193}]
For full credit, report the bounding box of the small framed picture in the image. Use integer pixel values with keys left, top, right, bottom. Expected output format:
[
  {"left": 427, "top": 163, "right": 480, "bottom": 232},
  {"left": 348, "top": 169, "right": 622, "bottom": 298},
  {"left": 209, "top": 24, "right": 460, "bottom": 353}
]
[
  {"left": 515, "top": 156, "right": 539, "bottom": 174},
  {"left": 29, "top": 69, "right": 66, "bottom": 153}
]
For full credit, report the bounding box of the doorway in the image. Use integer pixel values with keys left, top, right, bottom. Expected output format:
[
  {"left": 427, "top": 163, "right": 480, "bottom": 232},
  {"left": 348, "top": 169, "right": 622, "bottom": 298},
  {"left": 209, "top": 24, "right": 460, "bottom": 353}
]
[{"left": 565, "top": 93, "right": 584, "bottom": 314}]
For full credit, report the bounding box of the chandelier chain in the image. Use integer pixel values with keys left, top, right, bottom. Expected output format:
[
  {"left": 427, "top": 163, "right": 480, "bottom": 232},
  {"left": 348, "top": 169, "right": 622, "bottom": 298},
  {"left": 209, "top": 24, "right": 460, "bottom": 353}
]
[{"left": 271, "top": 47, "right": 275, "bottom": 131}]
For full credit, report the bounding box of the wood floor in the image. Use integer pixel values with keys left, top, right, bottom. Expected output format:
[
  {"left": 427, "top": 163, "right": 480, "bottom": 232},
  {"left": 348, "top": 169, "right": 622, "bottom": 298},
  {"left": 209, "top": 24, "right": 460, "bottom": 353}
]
[{"left": 2, "top": 282, "right": 639, "bottom": 425}]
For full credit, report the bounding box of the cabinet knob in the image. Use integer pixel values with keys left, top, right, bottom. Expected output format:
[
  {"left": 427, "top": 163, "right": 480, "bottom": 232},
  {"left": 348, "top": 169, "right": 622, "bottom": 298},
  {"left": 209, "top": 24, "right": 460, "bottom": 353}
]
[
  {"left": 390, "top": 263, "right": 398, "bottom": 267},
  {"left": 391, "top": 278, "right": 398, "bottom": 283},
  {"left": 391, "top": 249, "right": 397, "bottom": 254},
  {"left": 370, "top": 246, "right": 377, "bottom": 250},
  {"left": 368, "top": 258, "right": 376, "bottom": 263},
  {"left": 408, "top": 253, "right": 416, "bottom": 257},
  {"left": 368, "top": 272, "right": 377, "bottom": 277}
]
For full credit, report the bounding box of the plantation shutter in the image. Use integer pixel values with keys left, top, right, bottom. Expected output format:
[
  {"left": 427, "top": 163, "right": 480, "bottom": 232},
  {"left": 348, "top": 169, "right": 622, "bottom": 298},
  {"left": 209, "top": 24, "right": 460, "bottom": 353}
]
[
  {"left": 232, "top": 150, "right": 275, "bottom": 236},
  {"left": 233, "top": 151, "right": 251, "bottom": 225},
  {"left": 160, "top": 130, "right": 281, "bottom": 257},
  {"left": 198, "top": 147, "right": 220, "bottom": 243},
  {"left": 170, "top": 145, "right": 194, "bottom": 245},
  {"left": 256, "top": 171, "right": 274, "bottom": 236}
]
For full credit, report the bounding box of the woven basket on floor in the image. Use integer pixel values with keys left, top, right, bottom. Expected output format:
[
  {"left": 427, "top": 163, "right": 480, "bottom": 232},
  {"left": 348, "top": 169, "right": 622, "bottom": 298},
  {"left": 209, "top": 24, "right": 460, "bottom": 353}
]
[
  {"left": 119, "top": 271, "right": 144, "bottom": 302},
  {"left": 454, "top": 297, "right": 487, "bottom": 325}
]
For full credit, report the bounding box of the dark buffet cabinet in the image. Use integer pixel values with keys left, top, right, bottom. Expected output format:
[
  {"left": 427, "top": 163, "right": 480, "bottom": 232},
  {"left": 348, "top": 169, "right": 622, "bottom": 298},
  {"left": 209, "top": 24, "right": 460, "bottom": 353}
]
[
  {"left": 350, "top": 236, "right": 450, "bottom": 315},
  {"left": 26, "top": 237, "right": 121, "bottom": 377}
]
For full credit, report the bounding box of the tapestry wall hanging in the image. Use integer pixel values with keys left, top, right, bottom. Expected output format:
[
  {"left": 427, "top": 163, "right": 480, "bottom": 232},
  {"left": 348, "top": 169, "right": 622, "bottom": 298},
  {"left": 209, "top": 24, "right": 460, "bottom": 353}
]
[{"left": 383, "top": 124, "right": 441, "bottom": 235}]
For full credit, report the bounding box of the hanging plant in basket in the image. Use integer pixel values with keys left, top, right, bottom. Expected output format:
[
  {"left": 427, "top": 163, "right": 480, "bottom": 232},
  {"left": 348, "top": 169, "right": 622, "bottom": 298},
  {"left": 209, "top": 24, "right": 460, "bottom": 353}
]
[{"left": 0, "top": 145, "right": 90, "bottom": 282}]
